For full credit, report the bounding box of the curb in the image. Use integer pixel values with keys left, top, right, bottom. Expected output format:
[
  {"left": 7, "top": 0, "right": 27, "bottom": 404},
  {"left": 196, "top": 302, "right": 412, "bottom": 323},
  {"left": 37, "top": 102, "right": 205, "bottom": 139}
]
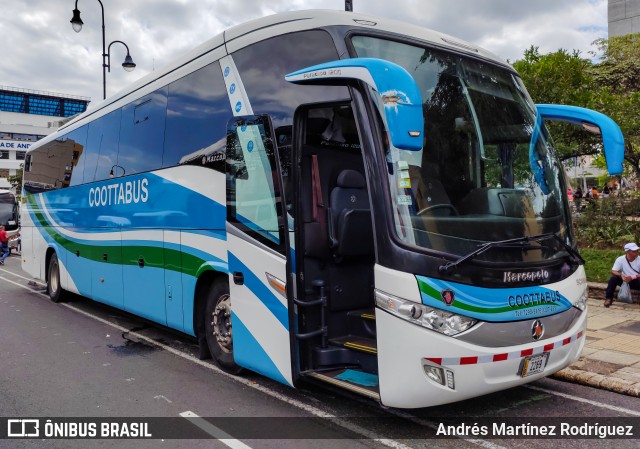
[
  {"left": 551, "top": 368, "right": 640, "bottom": 398},
  {"left": 551, "top": 284, "right": 640, "bottom": 397}
]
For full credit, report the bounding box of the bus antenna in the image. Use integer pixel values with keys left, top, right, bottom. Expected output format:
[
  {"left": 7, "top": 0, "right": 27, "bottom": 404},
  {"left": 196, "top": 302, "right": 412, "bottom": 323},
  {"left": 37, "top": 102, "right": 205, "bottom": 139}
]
[{"left": 345, "top": 0, "right": 353, "bottom": 12}]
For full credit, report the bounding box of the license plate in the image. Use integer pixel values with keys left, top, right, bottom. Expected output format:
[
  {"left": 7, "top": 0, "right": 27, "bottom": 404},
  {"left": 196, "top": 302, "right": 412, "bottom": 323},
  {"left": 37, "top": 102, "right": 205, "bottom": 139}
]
[{"left": 518, "top": 352, "right": 549, "bottom": 378}]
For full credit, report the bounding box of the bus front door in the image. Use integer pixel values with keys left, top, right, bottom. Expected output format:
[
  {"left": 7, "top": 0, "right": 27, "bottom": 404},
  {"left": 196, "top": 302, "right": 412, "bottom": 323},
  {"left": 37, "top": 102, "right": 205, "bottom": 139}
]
[{"left": 225, "top": 115, "right": 294, "bottom": 387}]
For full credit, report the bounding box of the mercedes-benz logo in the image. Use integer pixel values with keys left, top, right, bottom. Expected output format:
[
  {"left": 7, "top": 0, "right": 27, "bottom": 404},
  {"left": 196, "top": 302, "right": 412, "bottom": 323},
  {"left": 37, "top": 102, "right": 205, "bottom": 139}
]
[{"left": 531, "top": 319, "right": 544, "bottom": 340}]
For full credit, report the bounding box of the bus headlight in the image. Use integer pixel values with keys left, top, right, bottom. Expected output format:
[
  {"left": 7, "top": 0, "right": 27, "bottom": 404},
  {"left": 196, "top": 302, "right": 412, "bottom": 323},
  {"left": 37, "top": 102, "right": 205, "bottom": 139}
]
[
  {"left": 376, "top": 290, "right": 477, "bottom": 336},
  {"left": 573, "top": 287, "right": 588, "bottom": 311}
]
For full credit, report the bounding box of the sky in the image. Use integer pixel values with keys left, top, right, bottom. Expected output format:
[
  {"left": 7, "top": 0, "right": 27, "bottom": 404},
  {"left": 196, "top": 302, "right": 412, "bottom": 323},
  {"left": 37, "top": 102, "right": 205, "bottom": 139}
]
[{"left": 0, "top": 0, "right": 608, "bottom": 107}]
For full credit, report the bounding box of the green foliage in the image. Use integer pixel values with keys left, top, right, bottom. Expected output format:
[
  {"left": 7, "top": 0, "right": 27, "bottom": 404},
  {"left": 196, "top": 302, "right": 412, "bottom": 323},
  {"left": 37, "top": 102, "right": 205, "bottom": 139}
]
[
  {"left": 590, "top": 34, "right": 640, "bottom": 92},
  {"left": 580, "top": 248, "right": 620, "bottom": 283},
  {"left": 574, "top": 196, "right": 637, "bottom": 247},
  {"left": 514, "top": 46, "right": 593, "bottom": 105}
]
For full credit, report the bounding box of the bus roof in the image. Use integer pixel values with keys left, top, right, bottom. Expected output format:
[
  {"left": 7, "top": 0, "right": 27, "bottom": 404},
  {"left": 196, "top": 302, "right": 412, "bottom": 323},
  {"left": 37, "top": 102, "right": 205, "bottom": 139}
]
[{"left": 51, "top": 9, "right": 508, "bottom": 138}]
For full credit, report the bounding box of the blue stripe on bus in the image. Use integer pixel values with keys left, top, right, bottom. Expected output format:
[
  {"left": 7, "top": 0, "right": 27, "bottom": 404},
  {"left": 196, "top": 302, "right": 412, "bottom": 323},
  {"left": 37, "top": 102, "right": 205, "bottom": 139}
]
[
  {"left": 35, "top": 172, "right": 226, "bottom": 231},
  {"left": 231, "top": 311, "right": 290, "bottom": 386},
  {"left": 418, "top": 276, "right": 573, "bottom": 322},
  {"left": 227, "top": 252, "right": 288, "bottom": 330},
  {"left": 29, "top": 196, "right": 228, "bottom": 265}
]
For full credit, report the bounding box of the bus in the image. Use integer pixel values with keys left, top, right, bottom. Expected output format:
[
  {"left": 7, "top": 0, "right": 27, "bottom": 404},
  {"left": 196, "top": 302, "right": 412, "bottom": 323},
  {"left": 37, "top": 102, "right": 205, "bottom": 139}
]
[
  {"left": 0, "top": 189, "right": 20, "bottom": 254},
  {"left": 21, "top": 9, "right": 624, "bottom": 408}
]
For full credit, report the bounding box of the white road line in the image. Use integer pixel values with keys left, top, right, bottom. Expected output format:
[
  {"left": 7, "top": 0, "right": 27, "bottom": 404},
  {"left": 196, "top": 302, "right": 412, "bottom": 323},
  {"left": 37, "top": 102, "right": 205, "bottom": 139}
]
[
  {"left": 179, "top": 411, "right": 252, "bottom": 449},
  {"left": 0, "top": 267, "right": 45, "bottom": 286},
  {"left": 4, "top": 274, "right": 412, "bottom": 449},
  {"left": 1, "top": 275, "right": 50, "bottom": 293},
  {"left": 525, "top": 385, "right": 640, "bottom": 416}
]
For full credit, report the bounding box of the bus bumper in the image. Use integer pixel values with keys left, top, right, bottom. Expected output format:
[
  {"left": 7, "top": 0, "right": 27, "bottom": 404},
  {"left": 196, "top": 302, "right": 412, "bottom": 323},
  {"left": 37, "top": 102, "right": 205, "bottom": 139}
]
[{"left": 376, "top": 306, "right": 586, "bottom": 408}]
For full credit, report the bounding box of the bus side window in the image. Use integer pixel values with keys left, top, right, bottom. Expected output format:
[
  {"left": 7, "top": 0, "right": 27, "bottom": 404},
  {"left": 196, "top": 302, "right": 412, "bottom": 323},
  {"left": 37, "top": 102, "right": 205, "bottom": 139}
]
[
  {"left": 23, "top": 126, "right": 88, "bottom": 191},
  {"left": 163, "top": 62, "right": 232, "bottom": 169},
  {"left": 85, "top": 110, "right": 122, "bottom": 183},
  {"left": 118, "top": 88, "right": 168, "bottom": 177}
]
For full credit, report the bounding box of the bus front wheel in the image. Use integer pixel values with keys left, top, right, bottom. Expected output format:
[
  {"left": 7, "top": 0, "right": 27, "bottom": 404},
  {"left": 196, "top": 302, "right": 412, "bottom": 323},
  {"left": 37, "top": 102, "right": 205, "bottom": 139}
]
[
  {"left": 204, "top": 283, "right": 242, "bottom": 374},
  {"left": 47, "top": 253, "right": 65, "bottom": 303}
]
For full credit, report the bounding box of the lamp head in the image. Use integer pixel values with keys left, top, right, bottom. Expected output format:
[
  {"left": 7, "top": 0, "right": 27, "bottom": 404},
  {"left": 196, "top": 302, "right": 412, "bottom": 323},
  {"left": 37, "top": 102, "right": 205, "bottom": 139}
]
[
  {"left": 70, "top": 8, "right": 83, "bottom": 33},
  {"left": 122, "top": 54, "right": 136, "bottom": 72}
]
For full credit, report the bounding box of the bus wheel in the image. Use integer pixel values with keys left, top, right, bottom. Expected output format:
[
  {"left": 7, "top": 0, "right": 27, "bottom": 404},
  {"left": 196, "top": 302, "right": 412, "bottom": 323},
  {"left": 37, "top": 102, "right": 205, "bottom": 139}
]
[
  {"left": 47, "top": 253, "right": 65, "bottom": 303},
  {"left": 204, "top": 283, "right": 242, "bottom": 374}
]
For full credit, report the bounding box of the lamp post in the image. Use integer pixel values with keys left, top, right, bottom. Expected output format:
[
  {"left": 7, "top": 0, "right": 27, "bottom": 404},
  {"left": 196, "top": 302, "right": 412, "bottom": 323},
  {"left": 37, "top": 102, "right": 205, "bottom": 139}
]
[{"left": 70, "top": 0, "right": 136, "bottom": 100}]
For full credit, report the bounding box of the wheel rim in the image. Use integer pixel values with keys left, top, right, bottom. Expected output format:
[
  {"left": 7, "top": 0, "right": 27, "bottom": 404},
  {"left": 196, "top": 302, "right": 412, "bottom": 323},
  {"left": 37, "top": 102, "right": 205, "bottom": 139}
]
[
  {"left": 49, "top": 260, "right": 59, "bottom": 296},
  {"left": 211, "top": 294, "right": 233, "bottom": 353}
]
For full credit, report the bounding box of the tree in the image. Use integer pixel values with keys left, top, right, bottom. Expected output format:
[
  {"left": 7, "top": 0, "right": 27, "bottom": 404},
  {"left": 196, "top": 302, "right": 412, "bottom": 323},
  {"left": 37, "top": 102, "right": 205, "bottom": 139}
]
[
  {"left": 590, "top": 34, "right": 640, "bottom": 179},
  {"left": 513, "top": 46, "right": 600, "bottom": 161}
]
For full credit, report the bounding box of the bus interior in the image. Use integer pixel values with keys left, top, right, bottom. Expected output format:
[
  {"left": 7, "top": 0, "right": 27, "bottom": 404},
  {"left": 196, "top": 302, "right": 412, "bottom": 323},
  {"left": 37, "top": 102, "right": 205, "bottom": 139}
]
[{"left": 292, "top": 101, "right": 379, "bottom": 394}]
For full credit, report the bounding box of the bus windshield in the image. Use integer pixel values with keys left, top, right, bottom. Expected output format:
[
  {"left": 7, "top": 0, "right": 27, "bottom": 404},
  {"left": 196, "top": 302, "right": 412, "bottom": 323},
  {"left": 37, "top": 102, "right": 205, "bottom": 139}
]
[{"left": 352, "top": 36, "right": 570, "bottom": 262}]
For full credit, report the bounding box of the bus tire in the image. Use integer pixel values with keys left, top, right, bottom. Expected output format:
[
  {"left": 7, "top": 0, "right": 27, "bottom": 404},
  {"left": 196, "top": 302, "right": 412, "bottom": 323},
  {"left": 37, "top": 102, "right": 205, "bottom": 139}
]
[
  {"left": 204, "top": 283, "right": 242, "bottom": 374},
  {"left": 47, "top": 253, "right": 65, "bottom": 303}
]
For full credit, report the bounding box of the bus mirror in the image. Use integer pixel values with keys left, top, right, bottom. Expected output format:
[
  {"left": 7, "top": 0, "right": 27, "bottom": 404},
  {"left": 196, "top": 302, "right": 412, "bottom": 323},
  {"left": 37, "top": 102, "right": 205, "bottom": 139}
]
[
  {"left": 536, "top": 104, "right": 625, "bottom": 175},
  {"left": 285, "top": 58, "right": 424, "bottom": 151}
]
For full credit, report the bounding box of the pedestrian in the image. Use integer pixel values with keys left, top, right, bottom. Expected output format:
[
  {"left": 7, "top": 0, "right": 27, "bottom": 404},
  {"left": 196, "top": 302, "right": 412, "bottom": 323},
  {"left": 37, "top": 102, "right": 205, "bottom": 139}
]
[
  {"left": 585, "top": 188, "right": 596, "bottom": 209},
  {"left": 602, "top": 185, "right": 610, "bottom": 198},
  {"left": 604, "top": 242, "right": 640, "bottom": 307},
  {"left": 591, "top": 186, "right": 599, "bottom": 199},
  {"left": 573, "top": 187, "right": 583, "bottom": 212},
  {"left": 0, "top": 225, "right": 8, "bottom": 265}
]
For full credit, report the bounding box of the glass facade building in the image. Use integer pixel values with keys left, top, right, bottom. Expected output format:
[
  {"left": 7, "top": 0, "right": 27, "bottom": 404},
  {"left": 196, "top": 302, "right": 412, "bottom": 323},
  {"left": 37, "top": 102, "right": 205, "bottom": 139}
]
[{"left": 0, "top": 86, "right": 89, "bottom": 118}]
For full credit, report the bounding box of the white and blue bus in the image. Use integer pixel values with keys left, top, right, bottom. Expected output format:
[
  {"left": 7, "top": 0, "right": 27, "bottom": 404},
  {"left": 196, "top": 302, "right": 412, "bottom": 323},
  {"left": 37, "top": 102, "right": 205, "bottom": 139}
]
[{"left": 21, "top": 9, "right": 624, "bottom": 408}]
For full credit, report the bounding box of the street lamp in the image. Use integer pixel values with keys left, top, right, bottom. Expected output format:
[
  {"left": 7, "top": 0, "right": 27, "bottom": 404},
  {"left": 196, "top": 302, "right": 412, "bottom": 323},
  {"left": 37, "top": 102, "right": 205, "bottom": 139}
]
[
  {"left": 107, "top": 40, "right": 137, "bottom": 73},
  {"left": 70, "top": 0, "right": 136, "bottom": 100}
]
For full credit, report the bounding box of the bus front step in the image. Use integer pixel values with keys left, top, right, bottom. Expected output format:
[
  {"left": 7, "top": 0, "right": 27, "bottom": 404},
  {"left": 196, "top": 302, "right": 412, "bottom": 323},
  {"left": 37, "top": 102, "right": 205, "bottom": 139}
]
[
  {"left": 329, "top": 336, "right": 377, "bottom": 354},
  {"left": 346, "top": 308, "right": 376, "bottom": 338},
  {"left": 312, "top": 337, "right": 378, "bottom": 373},
  {"left": 306, "top": 369, "right": 380, "bottom": 400}
]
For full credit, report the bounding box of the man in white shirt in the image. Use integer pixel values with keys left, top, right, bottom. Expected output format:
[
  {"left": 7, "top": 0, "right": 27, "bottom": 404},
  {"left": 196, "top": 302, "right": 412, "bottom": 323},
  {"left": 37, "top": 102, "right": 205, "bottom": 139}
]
[{"left": 604, "top": 242, "right": 640, "bottom": 307}]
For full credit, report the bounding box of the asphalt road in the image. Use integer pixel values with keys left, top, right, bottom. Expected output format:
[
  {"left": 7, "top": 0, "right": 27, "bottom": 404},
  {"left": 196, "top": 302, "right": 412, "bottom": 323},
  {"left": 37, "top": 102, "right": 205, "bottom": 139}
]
[{"left": 0, "top": 255, "right": 638, "bottom": 449}]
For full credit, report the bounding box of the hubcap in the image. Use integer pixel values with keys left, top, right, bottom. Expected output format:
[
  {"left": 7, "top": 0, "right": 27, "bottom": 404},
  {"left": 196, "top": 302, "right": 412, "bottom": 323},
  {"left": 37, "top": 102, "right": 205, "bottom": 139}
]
[
  {"left": 211, "top": 294, "right": 233, "bottom": 353},
  {"left": 50, "top": 261, "right": 59, "bottom": 295}
]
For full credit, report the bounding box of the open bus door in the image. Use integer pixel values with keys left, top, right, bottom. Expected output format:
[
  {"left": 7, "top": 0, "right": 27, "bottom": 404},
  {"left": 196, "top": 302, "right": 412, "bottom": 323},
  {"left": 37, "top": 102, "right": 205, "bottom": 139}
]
[
  {"left": 284, "top": 58, "right": 425, "bottom": 396},
  {"left": 225, "top": 115, "right": 295, "bottom": 386}
]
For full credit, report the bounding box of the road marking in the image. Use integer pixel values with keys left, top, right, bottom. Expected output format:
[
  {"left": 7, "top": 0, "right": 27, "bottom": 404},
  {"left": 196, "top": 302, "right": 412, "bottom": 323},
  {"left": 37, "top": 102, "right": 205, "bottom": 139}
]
[
  {"left": 2, "top": 273, "right": 412, "bottom": 449},
  {"left": 179, "top": 411, "right": 252, "bottom": 449},
  {"left": 0, "top": 267, "right": 45, "bottom": 286},
  {"left": 526, "top": 385, "right": 640, "bottom": 416}
]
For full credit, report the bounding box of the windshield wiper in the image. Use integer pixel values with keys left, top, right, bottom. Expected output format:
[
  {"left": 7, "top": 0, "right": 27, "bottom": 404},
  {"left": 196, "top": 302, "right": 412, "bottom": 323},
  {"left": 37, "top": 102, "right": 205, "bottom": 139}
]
[{"left": 438, "top": 232, "right": 584, "bottom": 275}]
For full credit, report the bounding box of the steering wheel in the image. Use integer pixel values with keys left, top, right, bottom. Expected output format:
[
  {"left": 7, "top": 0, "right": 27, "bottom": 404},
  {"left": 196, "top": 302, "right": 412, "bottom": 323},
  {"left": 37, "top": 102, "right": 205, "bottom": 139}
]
[{"left": 417, "top": 204, "right": 458, "bottom": 216}]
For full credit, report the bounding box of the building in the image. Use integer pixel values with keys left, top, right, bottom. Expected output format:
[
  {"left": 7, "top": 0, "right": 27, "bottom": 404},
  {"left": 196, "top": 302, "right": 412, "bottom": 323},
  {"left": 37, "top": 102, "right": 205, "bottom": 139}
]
[
  {"left": 0, "top": 86, "right": 90, "bottom": 191},
  {"left": 609, "top": 0, "right": 640, "bottom": 37}
]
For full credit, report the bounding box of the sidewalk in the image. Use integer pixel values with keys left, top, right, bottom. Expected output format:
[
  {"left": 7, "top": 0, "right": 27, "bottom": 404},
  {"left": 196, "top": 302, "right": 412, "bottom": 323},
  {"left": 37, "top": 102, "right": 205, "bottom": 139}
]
[{"left": 551, "top": 282, "right": 640, "bottom": 397}]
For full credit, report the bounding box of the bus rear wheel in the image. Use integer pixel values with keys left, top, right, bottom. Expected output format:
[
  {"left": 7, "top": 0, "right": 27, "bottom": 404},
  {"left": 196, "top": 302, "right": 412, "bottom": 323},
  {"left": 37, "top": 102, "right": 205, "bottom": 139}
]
[
  {"left": 47, "top": 253, "right": 65, "bottom": 303},
  {"left": 204, "top": 283, "right": 242, "bottom": 374}
]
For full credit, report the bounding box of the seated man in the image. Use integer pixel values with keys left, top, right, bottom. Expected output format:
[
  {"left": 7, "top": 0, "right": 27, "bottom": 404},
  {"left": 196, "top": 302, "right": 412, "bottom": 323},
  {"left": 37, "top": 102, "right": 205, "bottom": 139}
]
[{"left": 604, "top": 242, "right": 640, "bottom": 307}]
